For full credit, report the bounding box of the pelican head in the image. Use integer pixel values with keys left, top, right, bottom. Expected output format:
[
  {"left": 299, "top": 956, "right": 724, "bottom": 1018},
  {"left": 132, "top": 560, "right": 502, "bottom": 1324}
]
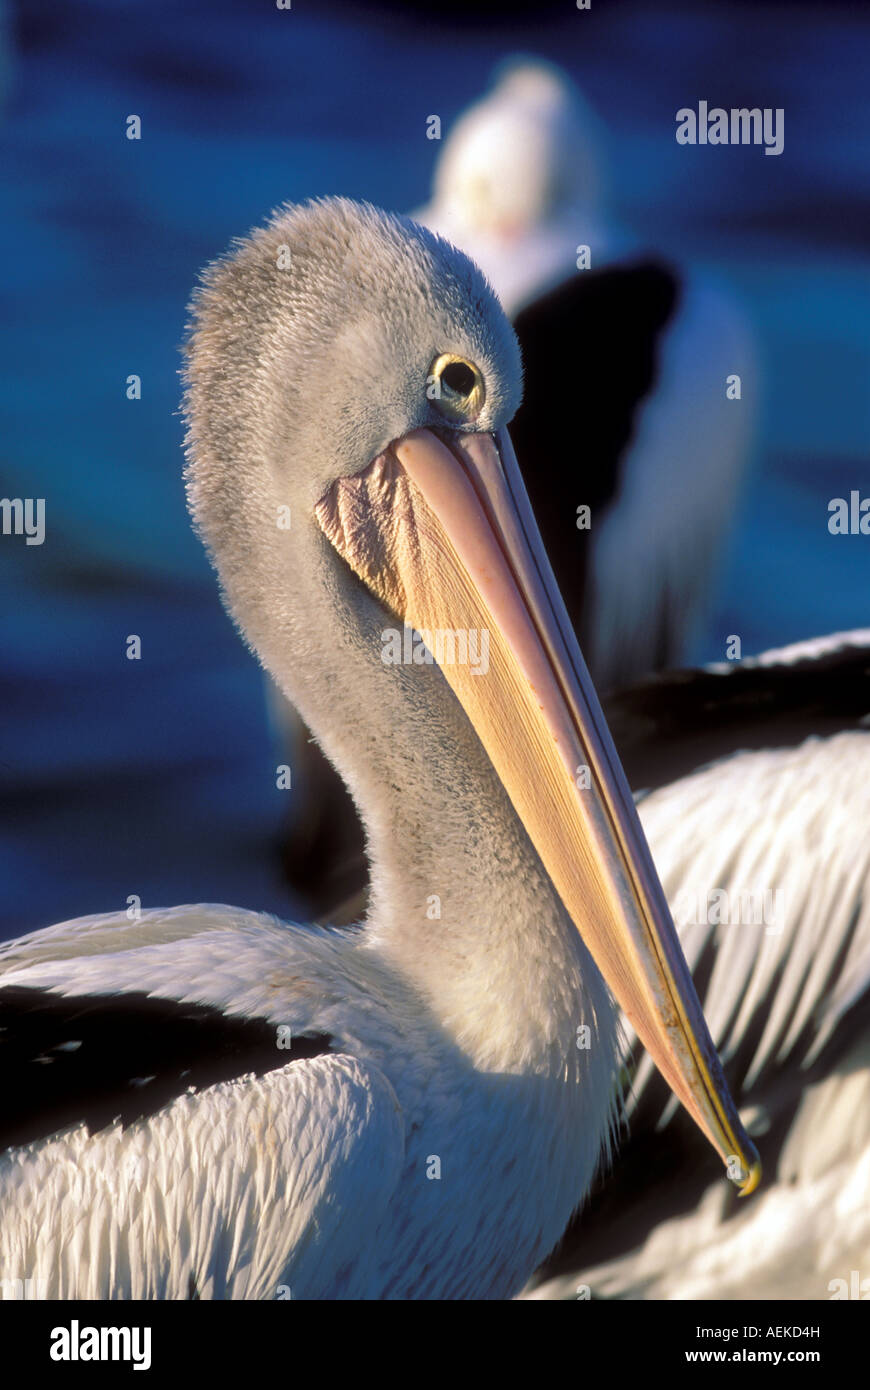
[
  {"left": 433, "top": 60, "right": 605, "bottom": 239},
  {"left": 182, "top": 197, "right": 759, "bottom": 1196},
  {"left": 419, "top": 61, "right": 611, "bottom": 313}
]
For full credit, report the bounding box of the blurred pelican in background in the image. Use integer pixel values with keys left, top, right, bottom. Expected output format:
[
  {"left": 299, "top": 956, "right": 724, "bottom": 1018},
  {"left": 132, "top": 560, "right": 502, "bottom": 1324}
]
[{"left": 417, "top": 60, "right": 615, "bottom": 317}]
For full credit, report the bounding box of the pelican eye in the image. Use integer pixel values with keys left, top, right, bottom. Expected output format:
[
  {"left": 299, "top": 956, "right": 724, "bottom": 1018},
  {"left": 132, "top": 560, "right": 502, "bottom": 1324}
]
[{"left": 428, "top": 353, "right": 485, "bottom": 423}]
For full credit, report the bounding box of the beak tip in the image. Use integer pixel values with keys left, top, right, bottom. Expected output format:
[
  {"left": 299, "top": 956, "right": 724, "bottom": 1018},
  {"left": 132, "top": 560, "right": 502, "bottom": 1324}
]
[{"left": 729, "top": 1146, "right": 762, "bottom": 1198}]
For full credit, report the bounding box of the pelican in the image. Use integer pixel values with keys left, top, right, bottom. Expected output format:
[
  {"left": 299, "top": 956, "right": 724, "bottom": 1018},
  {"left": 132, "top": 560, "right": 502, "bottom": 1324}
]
[
  {"left": 0, "top": 199, "right": 758, "bottom": 1300},
  {"left": 524, "top": 631, "right": 870, "bottom": 1298},
  {"left": 418, "top": 58, "right": 757, "bottom": 690}
]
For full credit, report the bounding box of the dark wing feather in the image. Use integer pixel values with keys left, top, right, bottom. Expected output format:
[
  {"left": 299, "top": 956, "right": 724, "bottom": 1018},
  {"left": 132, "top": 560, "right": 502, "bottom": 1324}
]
[
  {"left": 0, "top": 985, "right": 331, "bottom": 1149},
  {"left": 510, "top": 260, "right": 680, "bottom": 639},
  {"left": 606, "top": 636, "right": 870, "bottom": 792}
]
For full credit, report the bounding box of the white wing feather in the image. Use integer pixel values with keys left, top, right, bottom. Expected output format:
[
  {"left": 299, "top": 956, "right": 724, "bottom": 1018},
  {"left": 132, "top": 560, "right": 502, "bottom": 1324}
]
[
  {"left": 1, "top": 1052, "right": 404, "bottom": 1299},
  {"left": 631, "top": 731, "right": 870, "bottom": 1118},
  {"left": 0, "top": 905, "right": 406, "bottom": 1299},
  {"left": 525, "top": 731, "right": 870, "bottom": 1300}
]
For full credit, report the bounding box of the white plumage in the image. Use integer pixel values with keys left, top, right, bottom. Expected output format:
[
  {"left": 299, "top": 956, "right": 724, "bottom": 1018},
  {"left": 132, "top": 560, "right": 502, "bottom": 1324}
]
[{"left": 0, "top": 899, "right": 618, "bottom": 1298}]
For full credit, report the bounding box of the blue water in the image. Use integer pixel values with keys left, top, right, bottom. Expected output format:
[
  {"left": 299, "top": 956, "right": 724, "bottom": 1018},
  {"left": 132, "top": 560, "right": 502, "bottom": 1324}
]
[{"left": 1, "top": 0, "right": 868, "bottom": 937}]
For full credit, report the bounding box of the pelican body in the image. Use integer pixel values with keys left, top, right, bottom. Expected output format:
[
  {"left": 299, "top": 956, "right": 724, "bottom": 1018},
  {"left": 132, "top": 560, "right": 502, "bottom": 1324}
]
[{"left": 0, "top": 200, "right": 756, "bottom": 1300}]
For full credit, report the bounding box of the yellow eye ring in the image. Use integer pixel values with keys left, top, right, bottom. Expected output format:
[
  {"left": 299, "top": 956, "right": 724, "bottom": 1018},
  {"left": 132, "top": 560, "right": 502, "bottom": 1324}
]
[{"left": 428, "top": 353, "right": 486, "bottom": 423}]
